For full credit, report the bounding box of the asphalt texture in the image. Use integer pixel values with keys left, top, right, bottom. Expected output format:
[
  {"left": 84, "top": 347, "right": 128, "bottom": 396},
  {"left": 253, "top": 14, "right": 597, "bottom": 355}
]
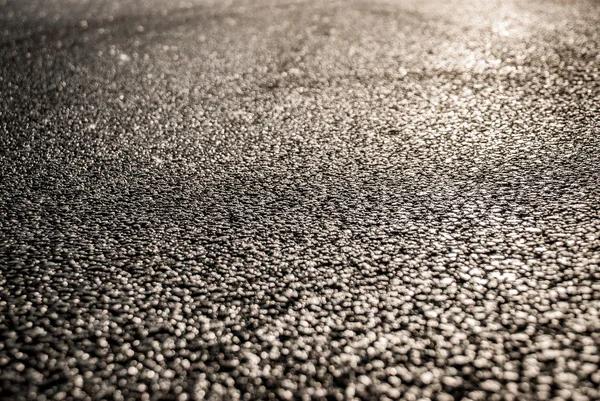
[{"left": 1, "top": 0, "right": 600, "bottom": 400}]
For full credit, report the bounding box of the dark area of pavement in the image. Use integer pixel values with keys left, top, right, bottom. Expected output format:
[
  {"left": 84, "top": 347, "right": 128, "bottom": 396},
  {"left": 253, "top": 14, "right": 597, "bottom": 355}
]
[{"left": 1, "top": 0, "right": 600, "bottom": 400}]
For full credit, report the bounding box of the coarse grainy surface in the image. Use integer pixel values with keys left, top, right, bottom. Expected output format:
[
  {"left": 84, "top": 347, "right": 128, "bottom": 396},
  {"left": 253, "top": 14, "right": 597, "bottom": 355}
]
[{"left": 1, "top": 0, "right": 600, "bottom": 400}]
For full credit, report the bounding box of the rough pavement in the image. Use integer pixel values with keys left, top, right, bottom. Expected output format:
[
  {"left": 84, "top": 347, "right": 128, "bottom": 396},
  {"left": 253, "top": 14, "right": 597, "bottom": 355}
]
[{"left": 1, "top": 0, "right": 600, "bottom": 400}]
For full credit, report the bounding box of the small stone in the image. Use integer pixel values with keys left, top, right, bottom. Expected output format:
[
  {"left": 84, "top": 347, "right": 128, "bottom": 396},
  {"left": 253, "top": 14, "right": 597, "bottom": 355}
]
[{"left": 481, "top": 380, "right": 502, "bottom": 392}]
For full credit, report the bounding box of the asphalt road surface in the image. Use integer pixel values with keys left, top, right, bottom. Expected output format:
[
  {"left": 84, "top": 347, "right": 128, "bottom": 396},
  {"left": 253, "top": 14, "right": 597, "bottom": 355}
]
[{"left": 1, "top": 0, "right": 600, "bottom": 400}]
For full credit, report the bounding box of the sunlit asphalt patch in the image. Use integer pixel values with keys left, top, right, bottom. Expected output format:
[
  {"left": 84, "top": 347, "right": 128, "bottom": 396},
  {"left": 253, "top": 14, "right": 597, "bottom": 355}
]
[{"left": 1, "top": 0, "right": 600, "bottom": 400}]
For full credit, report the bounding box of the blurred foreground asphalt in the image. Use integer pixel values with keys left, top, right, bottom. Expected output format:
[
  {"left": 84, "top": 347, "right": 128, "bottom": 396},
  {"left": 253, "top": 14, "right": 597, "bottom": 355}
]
[{"left": 1, "top": 0, "right": 600, "bottom": 400}]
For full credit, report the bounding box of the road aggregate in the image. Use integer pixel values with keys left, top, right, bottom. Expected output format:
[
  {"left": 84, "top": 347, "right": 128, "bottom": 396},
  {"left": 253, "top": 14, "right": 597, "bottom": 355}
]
[{"left": 1, "top": 0, "right": 600, "bottom": 400}]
